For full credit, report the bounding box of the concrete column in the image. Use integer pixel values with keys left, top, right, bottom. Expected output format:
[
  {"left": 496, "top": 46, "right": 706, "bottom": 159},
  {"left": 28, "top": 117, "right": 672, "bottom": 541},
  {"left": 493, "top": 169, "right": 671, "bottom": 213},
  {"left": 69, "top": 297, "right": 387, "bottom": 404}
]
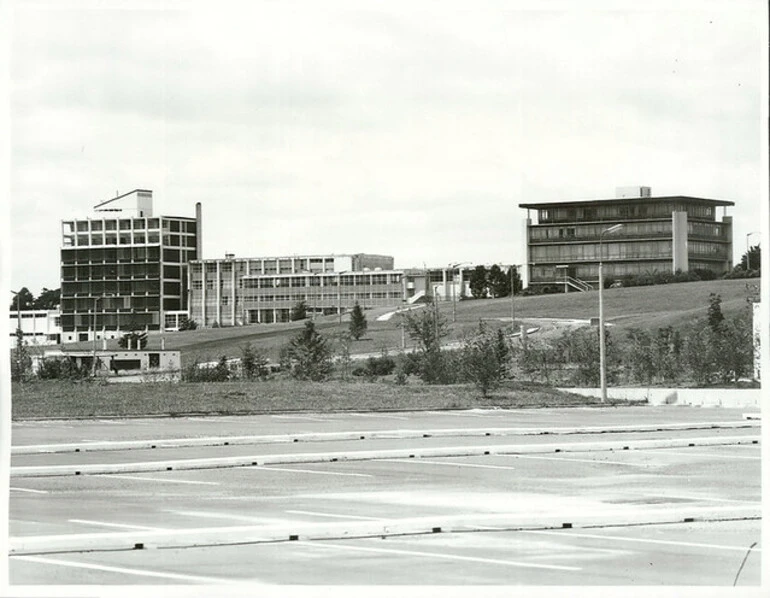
[
  {"left": 671, "top": 211, "right": 689, "bottom": 273},
  {"left": 216, "top": 261, "right": 221, "bottom": 326},
  {"left": 195, "top": 203, "right": 202, "bottom": 259},
  {"left": 722, "top": 216, "right": 733, "bottom": 274},
  {"left": 523, "top": 218, "right": 531, "bottom": 289}
]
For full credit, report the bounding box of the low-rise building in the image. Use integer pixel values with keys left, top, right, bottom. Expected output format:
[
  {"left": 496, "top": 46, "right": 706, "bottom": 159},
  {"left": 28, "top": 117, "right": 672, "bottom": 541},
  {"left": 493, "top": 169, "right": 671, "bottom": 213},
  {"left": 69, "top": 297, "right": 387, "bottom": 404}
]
[{"left": 8, "top": 310, "right": 62, "bottom": 348}]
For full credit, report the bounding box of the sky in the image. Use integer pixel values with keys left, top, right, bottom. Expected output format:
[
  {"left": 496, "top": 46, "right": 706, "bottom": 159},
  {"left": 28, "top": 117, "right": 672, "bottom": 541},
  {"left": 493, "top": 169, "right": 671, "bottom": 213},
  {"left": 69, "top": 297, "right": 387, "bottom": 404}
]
[{"left": 5, "top": 0, "right": 768, "bottom": 296}]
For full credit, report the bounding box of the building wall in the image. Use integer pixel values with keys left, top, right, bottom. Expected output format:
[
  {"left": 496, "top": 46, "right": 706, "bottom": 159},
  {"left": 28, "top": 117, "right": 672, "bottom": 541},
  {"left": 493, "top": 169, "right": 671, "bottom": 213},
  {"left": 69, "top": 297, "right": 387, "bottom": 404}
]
[
  {"left": 520, "top": 196, "right": 734, "bottom": 289},
  {"left": 8, "top": 310, "right": 61, "bottom": 348},
  {"left": 59, "top": 191, "right": 199, "bottom": 343}
]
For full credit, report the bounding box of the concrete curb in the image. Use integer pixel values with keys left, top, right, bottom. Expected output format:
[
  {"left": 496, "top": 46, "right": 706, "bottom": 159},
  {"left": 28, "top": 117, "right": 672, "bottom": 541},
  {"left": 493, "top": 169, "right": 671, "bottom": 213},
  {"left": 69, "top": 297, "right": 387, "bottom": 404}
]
[
  {"left": 9, "top": 504, "right": 761, "bottom": 556},
  {"left": 10, "top": 434, "right": 760, "bottom": 477},
  {"left": 11, "top": 420, "right": 760, "bottom": 455}
]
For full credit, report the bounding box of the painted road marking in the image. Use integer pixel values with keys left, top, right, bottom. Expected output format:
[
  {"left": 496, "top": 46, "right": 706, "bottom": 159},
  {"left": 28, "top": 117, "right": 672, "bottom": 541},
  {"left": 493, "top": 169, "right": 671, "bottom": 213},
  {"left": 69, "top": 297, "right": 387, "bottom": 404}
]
[
  {"left": 68, "top": 519, "right": 168, "bottom": 531},
  {"left": 96, "top": 474, "right": 221, "bottom": 486},
  {"left": 521, "top": 529, "right": 763, "bottom": 553},
  {"left": 286, "top": 510, "right": 381, "bottom": 521},
  {"left": 614, "top": 491, "right": 761, "bottom": 505},
  {"left": 252, "top": 466, "right": 373, "bottom": 478},
  {"left": 510, "top": 454, "right": 649, "bottom": 467},
  {"left": 11, "top": 555, "right": 243, "bottom": 584},
  {"left": 165, "top": 510, "right": 279, "bottom": 523},
  {"left": 271, "top": 415, "right": 329, "bottom": 422},
  {"left": 633, "top": 449, "right": 760, "bottom": 461},
  {"left": 384, "top": 459, "right": 519, "bottom": 471},
  {"left": 349, "top": 413, "right": 409, "bottom": 420},
  {"left": 302, "top": 541, "right": 582, "bottom": 571},
  {"left": 9, "top": 487, "right": 48, "bottom": 494}
]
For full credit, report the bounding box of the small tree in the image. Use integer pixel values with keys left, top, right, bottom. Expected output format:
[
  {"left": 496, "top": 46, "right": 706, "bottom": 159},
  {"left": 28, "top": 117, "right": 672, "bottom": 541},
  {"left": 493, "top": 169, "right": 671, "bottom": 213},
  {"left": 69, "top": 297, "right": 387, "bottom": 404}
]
[
  {"left": 487, "top": 264, "right": 509, "bottom": 298},
  {"left": 240, "top": 343, "right": 270, "bottom": 380},
  {"left": 403, "top": 304, "right": 451, "bottom": 384},
  {"left": 284, "top": 320, "right": 332, "bottom": 381},
  {"left": 462, "top": 322, "right": 509, "bottom": 397},
  {"left": 291, "top": 300, "right": 308, "bottom": 321},
  {"left": 11, "top": 328, "right": 32, "bottom": 382},
  {"left": 707, "top": 293, "right": 724, "bottom": 332},
  {"left": 118, "top": 330, "right": 148, "bottom": 350},
  {"left": 349, "top": 302, "right": 368, "bottom": 340},
  {"left": 468, "top": 265, "right": 488, "bottom": 299}
]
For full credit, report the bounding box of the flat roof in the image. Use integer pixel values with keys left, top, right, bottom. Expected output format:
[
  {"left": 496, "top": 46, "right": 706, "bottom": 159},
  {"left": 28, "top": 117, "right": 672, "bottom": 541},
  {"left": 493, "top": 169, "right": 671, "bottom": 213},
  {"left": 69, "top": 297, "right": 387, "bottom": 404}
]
[{"left": 519, "top": 195, "right": 735, "bottom": 210}]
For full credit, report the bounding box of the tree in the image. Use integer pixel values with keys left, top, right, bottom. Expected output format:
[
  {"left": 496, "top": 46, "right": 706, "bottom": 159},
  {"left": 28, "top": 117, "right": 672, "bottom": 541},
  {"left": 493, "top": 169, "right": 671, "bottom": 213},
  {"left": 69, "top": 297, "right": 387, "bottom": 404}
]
[
  {"left": 707, "top": 293, "right": 724, "bottom": 332},
  {"left": 349, "top": 302, "right": 367, "bottom": 340},
  {"left": 118, "top": 330, "right": 148, "bottom": 350},
  {"left": 32, "top": 287, "right": 61, "bottom": 310},
  {"left": 10, "top": 287, "right": 34, "bottom": 311},
  {"left": 11, "top": 328, "right": 32, "bottom": 382},
  {"left": 468, "top": 265, "right": 488, "bottom": 299},
  {"left": 284, "top": 320, "right": 332, "bottom": 381},
  {"left": 487, "top": 265, "right": 509, "bottom": 298},
  {"left": 240, "top": 343, "right": 269, "bottom": 380},
  {"left": 179, "top": 317, "right": 198, "bottom": 331},
  {"left": 508, "top": 266, "right": 523, "bottom": 296},
  {"left": 403, "top": 304, "right": 451, "bottom": 384},
  {"left": 291, "top": 300, "right": 308, "bottom": 321},
  {"left": 462, "top": 322, "right": 510, "bottom": 397},
  {"left": 739, "top": 244, "right": 761, "bottom": 271}
]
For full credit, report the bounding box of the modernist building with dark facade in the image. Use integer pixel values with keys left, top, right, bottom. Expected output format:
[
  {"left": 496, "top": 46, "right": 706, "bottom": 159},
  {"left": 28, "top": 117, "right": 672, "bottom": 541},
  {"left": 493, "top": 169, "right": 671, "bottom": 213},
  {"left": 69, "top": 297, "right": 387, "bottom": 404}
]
[
  {"left": 519, "top": 188, "right": 734, "bottom": 291},
  {"left": 59, "top": 190, "right": 201, "bottom": 343}
]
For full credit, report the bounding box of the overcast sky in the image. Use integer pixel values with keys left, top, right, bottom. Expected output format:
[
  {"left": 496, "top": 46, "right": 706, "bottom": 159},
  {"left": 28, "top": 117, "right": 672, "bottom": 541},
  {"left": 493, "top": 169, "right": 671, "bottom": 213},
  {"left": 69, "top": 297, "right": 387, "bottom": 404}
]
[{"left": 7, "top": 0, "right": 767, "bottom": 295}]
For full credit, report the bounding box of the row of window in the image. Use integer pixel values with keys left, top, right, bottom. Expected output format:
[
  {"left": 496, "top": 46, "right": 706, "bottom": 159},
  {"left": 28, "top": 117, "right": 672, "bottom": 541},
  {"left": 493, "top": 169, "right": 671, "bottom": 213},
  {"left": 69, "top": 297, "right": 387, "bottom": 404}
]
[
  {"left": 530, "top": 241, "right": 673, "bottom": 262},
  {"left": 537, "top": 202, "right": 716, "bottom": 224},
  {"left": 63, "top": 263, "right": 162, "bottom": 280},
  {"left": 63, "top": 218, "right": 196, "bottom": 234},
  {"left": 60, "top": 311, "right": 159, "bottom": 331},
  {"left": 529, "top": 221, "right": 674, "bottom": 241},
  {"left": 63, "top": 232, "right": 197, "bottom": 248},
  {"left": 61, "top": 247, "right": 196, "bottom": 264},
  {"left": 61, "top": 296, "right": 161, "bottom": 312},
  {"left": 191, "top": 257, "right": 339, "bottom": 276}
]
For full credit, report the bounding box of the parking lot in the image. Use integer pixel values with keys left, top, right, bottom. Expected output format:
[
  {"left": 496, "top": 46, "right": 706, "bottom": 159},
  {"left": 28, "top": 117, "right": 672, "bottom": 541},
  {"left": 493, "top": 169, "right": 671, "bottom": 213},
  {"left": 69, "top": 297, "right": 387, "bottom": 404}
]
[{"left": 8, "top": 406, "right": 763, "bottom": 586}]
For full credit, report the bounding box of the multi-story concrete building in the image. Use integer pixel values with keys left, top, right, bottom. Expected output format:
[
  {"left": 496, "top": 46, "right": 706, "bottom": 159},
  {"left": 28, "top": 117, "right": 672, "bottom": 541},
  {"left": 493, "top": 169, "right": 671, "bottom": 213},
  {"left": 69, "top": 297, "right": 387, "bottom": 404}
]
[
  {"left": 8, "top": 310, "right": 62, "bottom": 348},
  {"left": 519, "top": 188, "right": 734, "bottom": 291},
  {"left": 188, "top": 253, "right": 403, "bottom": 326},
  {"left": 59, "top": 190, "right": 201, "bottom": 343}
]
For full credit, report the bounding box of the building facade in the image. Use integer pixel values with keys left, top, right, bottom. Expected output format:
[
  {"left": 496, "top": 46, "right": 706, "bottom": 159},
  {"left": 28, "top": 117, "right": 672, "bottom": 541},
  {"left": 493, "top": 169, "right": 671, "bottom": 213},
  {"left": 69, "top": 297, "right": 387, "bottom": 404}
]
[
  {"left": 519, "top": 191, "right": 734, "bottom": 291},
  {"left": 188, "top": 253, "right": 403, "bottom": 326},
  {"left": 59, "top": 190, "right": 201, "bottom": 343},
  {"left": 8, "top": 310, "right": 62, "bottom": 348}
]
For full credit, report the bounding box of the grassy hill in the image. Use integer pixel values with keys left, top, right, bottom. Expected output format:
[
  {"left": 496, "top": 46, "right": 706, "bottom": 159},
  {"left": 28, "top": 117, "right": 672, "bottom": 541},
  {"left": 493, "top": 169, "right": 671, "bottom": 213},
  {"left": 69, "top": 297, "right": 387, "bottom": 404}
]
[{"left": 57, "top": 278, "right": 759, "bottom": 366}]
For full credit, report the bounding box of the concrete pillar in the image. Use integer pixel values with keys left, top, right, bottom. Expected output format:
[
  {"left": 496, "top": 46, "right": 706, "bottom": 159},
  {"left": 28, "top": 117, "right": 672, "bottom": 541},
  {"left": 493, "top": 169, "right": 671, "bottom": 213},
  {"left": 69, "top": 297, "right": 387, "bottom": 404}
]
[
  {"left": 671, "top": 211, "right": 689, "bottom": 273},
  {"left": 523, "top": 218, "right": 531, "bottom": 289},
  {"left": 722, "top": 216, "right": 733, "bottom": 274},
  {"left": 195, "top": 202, "right": 202, "bottom": 259}
]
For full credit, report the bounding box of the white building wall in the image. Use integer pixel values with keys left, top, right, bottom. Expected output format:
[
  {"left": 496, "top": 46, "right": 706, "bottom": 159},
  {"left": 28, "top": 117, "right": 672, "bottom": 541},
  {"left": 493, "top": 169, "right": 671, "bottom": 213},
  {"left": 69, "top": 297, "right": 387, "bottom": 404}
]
[{"left": 9, "top": 310, "right": 61, "bottom": 348}]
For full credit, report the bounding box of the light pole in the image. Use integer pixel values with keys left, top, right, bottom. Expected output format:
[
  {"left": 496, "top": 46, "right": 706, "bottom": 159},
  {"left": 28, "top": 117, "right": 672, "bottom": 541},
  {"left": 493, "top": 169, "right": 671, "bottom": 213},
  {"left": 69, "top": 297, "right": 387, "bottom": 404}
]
[
  {"left": 10, "top": 291, "right": 23, "bottom": 380},
  {"left": 599, "top": 224, "right": 624, "bottom": 402},
  {"left": 509, "top": 265, "right": 521, "bottom": 333},
  {"left": 746, "top": 232, "right": 760, "bottom": 271}
]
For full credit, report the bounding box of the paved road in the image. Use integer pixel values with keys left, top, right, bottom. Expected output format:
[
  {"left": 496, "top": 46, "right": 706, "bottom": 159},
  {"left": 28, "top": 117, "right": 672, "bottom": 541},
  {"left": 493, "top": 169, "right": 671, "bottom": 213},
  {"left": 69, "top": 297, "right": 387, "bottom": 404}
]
[{"left": 8, "top": 406, "right": 763, "bottom": 586}]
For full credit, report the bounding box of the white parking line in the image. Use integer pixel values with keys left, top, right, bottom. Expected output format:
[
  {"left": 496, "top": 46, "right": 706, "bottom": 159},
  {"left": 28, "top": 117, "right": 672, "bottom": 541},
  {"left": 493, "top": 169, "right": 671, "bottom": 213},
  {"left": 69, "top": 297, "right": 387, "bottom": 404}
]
[
  {"left": 521, "top": 530, "right": 763, "bottom": 552},
  {"left": 384, "top": 459, "right": 518, "bottom": 471},
  {"left": 633, "top": 449, "right": 760, "bottom": 460},
  {"left": 165, "top": 510, "right": 279, "bottom": 524},
  {"left": 614, "top": 491, "right": 760, "bottom": 505},
  {"left": 11, "top": 555, "right": 243, "bottom": 584},
  {"left": 349, "top": 413, "right": 409, "bottom": 420},
  {"left": 96, "top": 474, "right": 221, "bottom": 486},
  {"left": 302, "top": 541, "right": 582, "bottom": 571},
  {"left": 68, "top": 519, "right": 168, "bottom": 531},
  {"left": 9, "top": 487, "right": 48, "bottom": 494},
  {"left": 252, "top": 466, "right": 373, "bottom": 478},
  {"left": 286, "top": 510, "right": 381, "bottom": 521},
  {"left": 271, "top": 415, "right": 329, "bottom": 422},
  {"left": 510, "top": 454, "right": 649, "bottom": 467}
]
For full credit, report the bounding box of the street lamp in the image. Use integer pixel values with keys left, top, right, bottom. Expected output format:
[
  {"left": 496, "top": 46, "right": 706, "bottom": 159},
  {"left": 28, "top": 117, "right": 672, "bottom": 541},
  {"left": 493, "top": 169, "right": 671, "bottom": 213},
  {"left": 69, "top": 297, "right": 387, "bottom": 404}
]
[
  {"left": 509, "top": 264, "right": 522, "bottom": 333},
  {"left": 746, "top": 232, "right": 760, "bottom": 271},
  {"left": 599, "top": 224, "right": 624, "bottom": 403}
]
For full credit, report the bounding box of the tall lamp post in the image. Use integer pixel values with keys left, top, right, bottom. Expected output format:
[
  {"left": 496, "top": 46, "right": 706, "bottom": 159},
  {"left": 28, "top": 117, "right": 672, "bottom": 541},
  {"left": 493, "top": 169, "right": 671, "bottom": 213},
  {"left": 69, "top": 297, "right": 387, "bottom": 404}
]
[
  {"left": 91, "top": 294, "right": 114, "bottom": 376},
  {"left": 509, "top": 264, "right": 521, "bottom": 333},
  {"left": 746, "top": 232, "right": 760, "bottom": 271},
  {"left": 599, "top": 224, "right": 624, "bottom": 402}
]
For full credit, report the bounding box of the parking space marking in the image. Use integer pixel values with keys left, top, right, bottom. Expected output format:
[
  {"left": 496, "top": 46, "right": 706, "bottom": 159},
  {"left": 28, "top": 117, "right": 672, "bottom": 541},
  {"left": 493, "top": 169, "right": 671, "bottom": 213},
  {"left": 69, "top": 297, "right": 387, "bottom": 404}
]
[
  {"left": 96, "top": 474, "right": 221, "bottom": 486},
  {"left": 633, "top": 449, "right": 760, "bottom": 461},
  {"left": 271, "top": 415, "right": 330, "bottom": 422},
  {"left": 9, "top": 487, "right": 48, "bottom": 494},
  {"left": 384, "top": 459, "right": 518, "bottom": 471},
  {"left": 349, "top": 413, "right": 409, "bottom": 420},
  {"left": 286, "top": 510, "right": 381, "bottom": 521},
  {"left": 302, "top": 541, "right": 582, "bottom": 571},
  {"left": 165, "top": 510, "right": 279, "bottom": 523},
  {"left": 252, "top": 466, "right": 373, "bottom": 478},
  {"left": 11, "top": 555, "right": 243, "bottom": 584},
  {"left": 68, "top": 519, "right": 168, "bottom": 531},
  {"left": 521, "top": 530, "right": 763, "bottom": 552},
  {"left": 614, "top": 491, "right": 760, "bottom": 505},
  {"left": 510, "top": 454, "right": 648, "bottom": 467}
]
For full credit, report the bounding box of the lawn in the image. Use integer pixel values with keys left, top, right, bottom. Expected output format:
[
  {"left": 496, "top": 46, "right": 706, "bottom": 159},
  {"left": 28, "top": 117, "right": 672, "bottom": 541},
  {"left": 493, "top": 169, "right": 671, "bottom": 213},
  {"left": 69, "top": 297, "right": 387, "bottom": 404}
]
[
  {"left": 45, "top": 277, "right": 758, "bottom": 367},
  {"left": 10, "top": 379, "right": 634, "bottom": 420}
]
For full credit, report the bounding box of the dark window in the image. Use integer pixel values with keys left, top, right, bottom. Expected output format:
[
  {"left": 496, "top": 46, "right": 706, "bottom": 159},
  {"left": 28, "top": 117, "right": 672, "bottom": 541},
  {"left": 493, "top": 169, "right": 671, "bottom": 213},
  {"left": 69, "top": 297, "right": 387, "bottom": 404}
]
[{"left": 149, "top": 353, "right": 160, "bottom": 368}]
